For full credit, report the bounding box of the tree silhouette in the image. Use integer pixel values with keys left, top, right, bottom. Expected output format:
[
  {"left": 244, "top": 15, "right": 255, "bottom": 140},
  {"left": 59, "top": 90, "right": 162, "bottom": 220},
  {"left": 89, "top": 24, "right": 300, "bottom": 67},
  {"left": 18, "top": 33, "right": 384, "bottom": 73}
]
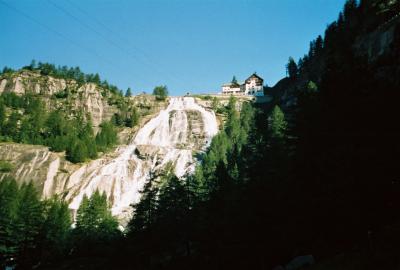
[{"left": 286, "top": 57, "right": 298, "bottom": 78}]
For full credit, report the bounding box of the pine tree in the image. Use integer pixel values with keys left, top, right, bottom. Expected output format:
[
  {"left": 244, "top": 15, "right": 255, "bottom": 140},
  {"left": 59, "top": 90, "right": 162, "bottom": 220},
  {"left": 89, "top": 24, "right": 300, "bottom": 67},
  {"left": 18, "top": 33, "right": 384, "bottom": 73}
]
[
  {"left": 225, "top": 96, "right": 241, "bottom": 144},
  {"left": 29, "top": 59, "right": 36, "bottom": 70},
  {"left": 268, "top": 105, "right": 287, "bottom": 140},
  {"left": 79, "top": 115, "right": 97, "bottom": 159},
  {"left": 125, "top": 87, "right": 132, "bottom": 97},
  {"left": 128, "top": 173, "right": 160, "bottom": 234},
  {"left": 3, "top": 111, "right": 20, "bottom": 140},
  {"left": 286, "top": 57, "right": 298, "bottom": 79},
  {"left": 96, "top": 121, "right": 118, "bottom": 151},
  {"left": 344, "top": 0, "right": 358, "bottom": 21},
  {"left": 156, "top": 172, "right": 189, "bottom": 245},
  {"left": 315, "top": 35, "right": 324, "bottom": 55},
  {"left": 131, "top": 107, "right": 140, "bottom": 127},
  {"left": 0, "top": 101, "right": 5, "bottom": 136},
  {"left": 238, "top": 102, "right": 255, "bottom": 148},
  {"left": 211, "top": 97, "right": 220, "bottom": 112},
  {"left": 40, "top": 197, "right": 72, "bottom": 262},
  {"left": 231, "top": 75, "right": 238, "bottom": 84},
  {"left": 85, "top": 137, "right": 98, "bottom": 159},
  {"left": 75, "top": 194, "right": 90, "bottom": 236},
  {"left": 14, "top": 182, "right": 43, "bottom": 268},
  {"left": 125, "top": 107, "right": 140, "bottom": 128},
  {"left": 0, "top": 178, "right": 19, "bottom": 268},
  {"left": 93, "top": 73, "right": 101, "bottom": 84},
  {"left": 152, "top": 85, "right": 168, "bottom": 101},
  {"left": 46, "top": 110, "right": 66, "bottom": 138},
  {"left": 19, "top": 97, "right": 47, "bottom": 145},
  {"left": 74, "top": 191, "right": 119, "bottom": 252},
  {"left": 66, "top": 138, "right": 88, "bottom": 163}
]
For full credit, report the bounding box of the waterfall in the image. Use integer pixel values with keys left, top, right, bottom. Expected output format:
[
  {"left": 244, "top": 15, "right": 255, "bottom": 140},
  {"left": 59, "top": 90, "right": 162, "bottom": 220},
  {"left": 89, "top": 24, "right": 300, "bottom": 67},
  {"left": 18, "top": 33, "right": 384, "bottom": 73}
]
[{"left": 67, "top": 97, "right": 218, "bottom": 220}]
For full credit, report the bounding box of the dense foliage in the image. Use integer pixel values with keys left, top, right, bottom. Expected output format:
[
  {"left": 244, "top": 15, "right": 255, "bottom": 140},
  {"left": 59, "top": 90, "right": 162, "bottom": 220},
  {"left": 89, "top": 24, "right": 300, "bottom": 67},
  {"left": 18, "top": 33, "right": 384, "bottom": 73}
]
[
  {"left": 0, "top": 93, "right": 118, "bottom": 163},
  {"left": 152, "top": 85, "right": 169, "bottom": 100},
  {"left": 0, "top": 178, "right": 71, "bottom": 269},
  {"left": 72, "top": 191, "right": 121, "bottom": 257},
  {"left": 0, "top": 178, "right": 119, "bottom": 269}
]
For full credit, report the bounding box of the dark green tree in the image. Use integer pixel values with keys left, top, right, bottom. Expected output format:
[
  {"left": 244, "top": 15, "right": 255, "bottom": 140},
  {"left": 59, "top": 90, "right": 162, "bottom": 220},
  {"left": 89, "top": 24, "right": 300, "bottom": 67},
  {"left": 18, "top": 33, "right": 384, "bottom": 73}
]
[
  {"left": 46, "top": 110, "right": 66, "bottom": 138},
  {"left": 3, "top": 111, "right": 20, "bottom": 140},
  {"left": 268, "top": 105, "right": 287, "bottom": 140},
  {"left": 0, "top": 101, "right": 6, "bottom": 134},
  {"left": 40, "top": 197, "right": 72, "bottom": 262},
  {"left": 96, "top": 121, "right": 118, "bottom": 151},
  {"left": 286, "top": 57, "right": 298, "bottom": 78},
  {"left": 153, "top": 85, "right": 168, "bottom": 101},
  {"left": 225, "top": 96, "right": 241, "bottom": 145},
  {"left": 74, "top": 191, "right": 119, "bottom": 255},
  {"left": 66, "top": 138, "right": 88, "bottom": 163},
  {"left": 29, "top": 59, "right": 36, "bottom": 70},
  {"left": 231, "top": 75, "right": 238, "bottom": 84},
  {"left": 211, "top": 97, "right": 220, "bottom": 112},
  {"left": 125, "top": 87, "right": 132, "bottom": 97},
  {"left": 79, "top": 115, "right": 98, "bottom": 159},
  {"left": 14, "top": 182, "right": 43, "bottom": 268},
  {"left": 0, "top": 178, "right": 19, "bottom": 268},
  {"left": 19, "top": 96, "right": 46, "bottom": 144},
  {"left": 93, "top": 73, "right": 101, "bottom": 84},
  {"left": 344, "top": 0, "right": 358, "bottom": 21},
  {"left": 1, "top": 66, "right": 14, "bottom": 74},
  {"left": 155, "top": 171, "right": 191, "bottom": 254},
  {"left": 128, "top": 174, "right": 160, "bottom": 234},
  {"left": 125, "top": 107, "right": 139, "bottom": 128}
]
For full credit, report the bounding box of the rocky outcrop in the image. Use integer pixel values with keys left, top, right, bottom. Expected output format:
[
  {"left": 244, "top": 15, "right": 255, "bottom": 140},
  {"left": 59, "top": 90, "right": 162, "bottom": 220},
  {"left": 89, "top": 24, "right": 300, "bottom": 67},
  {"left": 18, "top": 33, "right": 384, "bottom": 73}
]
[
  {"left": 0, "top": 71, "right": 116, "bottom": 129},
  {"left": 135, "top": 145, "right": 166, "bottom": 160},
  {"left": 69, "top": 82, "right": 115, "bottom": 128},
  {"left": 354, "top": 15, "right": 400, "bottom": 61},
  {"left": 0, "top": 71, "right": 67, "bottom": 95}
]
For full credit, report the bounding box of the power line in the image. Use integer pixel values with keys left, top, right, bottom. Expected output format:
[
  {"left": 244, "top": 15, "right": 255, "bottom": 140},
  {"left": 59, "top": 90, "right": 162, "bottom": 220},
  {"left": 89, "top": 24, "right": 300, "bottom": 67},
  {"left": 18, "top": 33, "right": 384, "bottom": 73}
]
[
  {"left": 48, "top": 0, "right": 186, "bottom": 90},
  {"left": 0, "top": 0, "right": 129, "bottom": 84},
  {"left": 65, "top": 0, "right": 180, "bottom": 82},
  {"left": 67, "top": 0, "right": 191, "bottom": 90}
]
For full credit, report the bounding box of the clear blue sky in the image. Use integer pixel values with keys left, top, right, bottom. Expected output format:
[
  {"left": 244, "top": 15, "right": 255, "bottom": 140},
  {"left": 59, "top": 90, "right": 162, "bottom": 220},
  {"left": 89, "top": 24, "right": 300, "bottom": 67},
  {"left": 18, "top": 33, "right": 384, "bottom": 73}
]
[{"left": 0, "top": 0, "right": 345, "bottom": 96}]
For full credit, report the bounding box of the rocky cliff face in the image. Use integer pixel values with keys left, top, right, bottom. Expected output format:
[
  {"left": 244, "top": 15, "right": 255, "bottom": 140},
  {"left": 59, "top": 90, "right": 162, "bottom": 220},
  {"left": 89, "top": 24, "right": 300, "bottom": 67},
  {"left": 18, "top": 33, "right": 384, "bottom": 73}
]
[
  {"left": 0, "top": 143, "right": 73, "bottom": 194},
  {"left": 354, "top": 15, "right": 400, "bottom": 61},
  {"left": 0, "top": 70, "right": 117, "bottom": 128},
  {"left": 0, "top": 71, "right": 67, "bottom": 95}
]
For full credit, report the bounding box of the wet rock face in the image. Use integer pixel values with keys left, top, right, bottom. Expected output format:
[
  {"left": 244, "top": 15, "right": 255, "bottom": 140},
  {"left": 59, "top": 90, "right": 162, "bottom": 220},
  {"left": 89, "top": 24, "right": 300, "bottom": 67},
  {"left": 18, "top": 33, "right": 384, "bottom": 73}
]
[
  {"left": 135, "top": 145, "right": 166, "bottom": 160},
  {"left": 0, "top": 97, "right": 219, "bottom": 224},
  {"left": 65, "top": 97, "right": 218, "bottom": 222},
  {"left": 0, "top": 143, "right": 56, "bottom": 187},
  {"left": 0, "top": 143, "right": 77, "bottom": 198}
]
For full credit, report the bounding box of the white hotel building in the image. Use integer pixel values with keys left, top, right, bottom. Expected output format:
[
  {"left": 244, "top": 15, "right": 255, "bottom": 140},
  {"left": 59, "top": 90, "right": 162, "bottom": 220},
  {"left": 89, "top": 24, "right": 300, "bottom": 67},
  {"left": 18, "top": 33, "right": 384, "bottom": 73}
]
[{"left": 221, "top": 73, "right": 264, "bottom": 96}]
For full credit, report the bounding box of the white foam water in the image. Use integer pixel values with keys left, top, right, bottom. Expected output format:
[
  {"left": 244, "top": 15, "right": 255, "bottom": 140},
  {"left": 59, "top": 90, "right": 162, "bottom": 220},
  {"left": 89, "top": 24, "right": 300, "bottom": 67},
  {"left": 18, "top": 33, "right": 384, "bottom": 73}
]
[{"left": 67, "top": 97, "right": 218, "bottom": 219}]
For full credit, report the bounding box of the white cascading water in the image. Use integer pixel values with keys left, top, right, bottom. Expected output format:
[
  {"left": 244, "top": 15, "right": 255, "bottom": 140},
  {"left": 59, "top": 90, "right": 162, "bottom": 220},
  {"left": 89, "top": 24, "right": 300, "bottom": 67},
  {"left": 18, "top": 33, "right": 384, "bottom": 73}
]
[{"left": 67, "top": 97, "right": 218, "bottom": 220}]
